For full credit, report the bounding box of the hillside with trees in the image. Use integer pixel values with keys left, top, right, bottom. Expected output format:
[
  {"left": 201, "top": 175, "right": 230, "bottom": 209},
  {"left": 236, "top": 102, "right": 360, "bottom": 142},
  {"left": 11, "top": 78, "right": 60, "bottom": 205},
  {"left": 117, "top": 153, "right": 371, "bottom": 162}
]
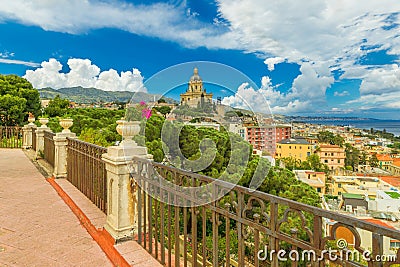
[{"left": 38, "top": 87, "right": 176, "bottom": 104}]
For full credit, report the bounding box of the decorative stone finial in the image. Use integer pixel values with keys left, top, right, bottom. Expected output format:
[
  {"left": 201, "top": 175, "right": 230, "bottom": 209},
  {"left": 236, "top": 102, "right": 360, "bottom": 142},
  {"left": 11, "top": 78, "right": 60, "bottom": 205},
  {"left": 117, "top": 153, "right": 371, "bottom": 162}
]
[
  {"left": 39, "top": 117, "right": 49, "bottom": 128},
  {"left": 59, "top": 118, "right": 73, "bottom": 133},
  {"left": 116, "top": 119, "right": 140, "bottom": 146}
]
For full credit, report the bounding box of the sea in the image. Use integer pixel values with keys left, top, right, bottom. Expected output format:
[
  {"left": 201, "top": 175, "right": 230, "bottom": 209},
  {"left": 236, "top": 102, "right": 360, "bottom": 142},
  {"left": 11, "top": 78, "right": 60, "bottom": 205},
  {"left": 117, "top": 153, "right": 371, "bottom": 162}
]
[{"left": 296, "top": 119, "right": 400, "bottom": 137}]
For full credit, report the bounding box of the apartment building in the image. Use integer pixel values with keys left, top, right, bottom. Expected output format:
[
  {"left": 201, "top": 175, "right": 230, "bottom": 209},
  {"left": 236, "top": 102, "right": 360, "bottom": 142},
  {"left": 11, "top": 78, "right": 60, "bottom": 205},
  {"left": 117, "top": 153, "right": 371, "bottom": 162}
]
[{"left": 317, "top": 144, "right": 345, "bottom": 170}]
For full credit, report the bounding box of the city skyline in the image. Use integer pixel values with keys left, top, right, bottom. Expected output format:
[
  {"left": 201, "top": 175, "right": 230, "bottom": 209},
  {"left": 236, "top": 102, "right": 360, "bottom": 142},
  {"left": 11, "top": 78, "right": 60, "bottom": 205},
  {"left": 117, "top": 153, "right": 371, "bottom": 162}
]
[{"left": 0, "top": 1, "right": 400, "bottom": 119}]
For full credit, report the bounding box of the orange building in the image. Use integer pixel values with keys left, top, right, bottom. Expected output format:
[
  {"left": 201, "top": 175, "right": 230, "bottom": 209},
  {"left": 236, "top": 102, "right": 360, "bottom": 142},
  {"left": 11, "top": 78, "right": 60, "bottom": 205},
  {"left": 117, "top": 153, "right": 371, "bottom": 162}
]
[
  {"left": 388, "top": 159, "right": 400, "bottom": 176},
  {"left": 317, "top": 144, "right": 346, "bottom": 170},
  {"left": 376, "top": 154, "right": 393, "bottom": 171}
]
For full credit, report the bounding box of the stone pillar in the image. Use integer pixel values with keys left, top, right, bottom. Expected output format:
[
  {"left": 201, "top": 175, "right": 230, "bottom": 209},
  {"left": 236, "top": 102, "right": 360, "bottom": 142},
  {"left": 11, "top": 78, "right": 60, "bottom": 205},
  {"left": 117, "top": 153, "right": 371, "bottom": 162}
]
[
  {"left": 53, "top": 118, "right": 76, "bottom": 178},
  {"left": 22, "top": 124, "right": 35, "bottom": 149},
  {"left": 36, "top": 128, "right": 46, "bottom": 156},
  {"left": 36, "top": 119, "right": 50, "bottom": 156},
  {"left": 22, "top": 115, "right": 37, "bottom": 149},
  {"left": 102, "top": 120, "right": 151, "bottom": 242}
]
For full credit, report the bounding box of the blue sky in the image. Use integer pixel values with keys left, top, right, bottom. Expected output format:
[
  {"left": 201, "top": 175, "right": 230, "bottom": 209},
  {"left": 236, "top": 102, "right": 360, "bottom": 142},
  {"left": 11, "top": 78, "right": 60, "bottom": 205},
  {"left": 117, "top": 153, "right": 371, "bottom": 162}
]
[{"left": 0, "top": 0, "right": 400, "bottom": 119}]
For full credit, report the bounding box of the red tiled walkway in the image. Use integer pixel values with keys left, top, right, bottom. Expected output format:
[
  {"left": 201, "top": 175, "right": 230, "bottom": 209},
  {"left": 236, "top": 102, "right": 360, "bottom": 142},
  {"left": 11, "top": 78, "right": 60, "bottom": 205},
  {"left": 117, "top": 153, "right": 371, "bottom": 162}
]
[{"left": 0, "top": 149, "right": 112, "bottom": 266}]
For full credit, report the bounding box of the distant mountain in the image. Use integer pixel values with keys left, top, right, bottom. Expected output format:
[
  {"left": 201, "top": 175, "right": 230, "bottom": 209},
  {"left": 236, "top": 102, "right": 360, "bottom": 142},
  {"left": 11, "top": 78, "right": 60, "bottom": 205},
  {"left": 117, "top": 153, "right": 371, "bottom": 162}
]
[{"left": 37, "top": 87, "right": 177, "bottom": 104}]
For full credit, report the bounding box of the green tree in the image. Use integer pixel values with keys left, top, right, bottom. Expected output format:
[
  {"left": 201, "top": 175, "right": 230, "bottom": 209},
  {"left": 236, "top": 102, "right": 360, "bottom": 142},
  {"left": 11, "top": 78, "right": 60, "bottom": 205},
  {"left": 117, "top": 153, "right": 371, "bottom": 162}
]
[
  {"left": 0, "top": 75, "right": 40, "bottom": 125},
  {"left": 154, "top": 106, "right": 172, "bottom": 117},
  {"left": 0, "top": 94, "right": 27, "bottom": 126},
  {"left": 317, "top": 131, "right": 344, "bottom": 147},
  {"left": 44, "top": 95, "right": 70, "bottom": 117},
  {"left": 369, "top": 153, "right": 379, "bottom": 168},
  {"left": 345, "top": 143, "right": 360, "bottom": 171}
]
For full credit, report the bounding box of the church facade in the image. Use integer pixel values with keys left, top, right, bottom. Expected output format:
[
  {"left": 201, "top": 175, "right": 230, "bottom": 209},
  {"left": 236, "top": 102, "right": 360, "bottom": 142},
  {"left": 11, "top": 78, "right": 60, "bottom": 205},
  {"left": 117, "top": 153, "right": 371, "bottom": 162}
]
[{"left": 180, "top": 68, "right": 213, "bottom": 108}]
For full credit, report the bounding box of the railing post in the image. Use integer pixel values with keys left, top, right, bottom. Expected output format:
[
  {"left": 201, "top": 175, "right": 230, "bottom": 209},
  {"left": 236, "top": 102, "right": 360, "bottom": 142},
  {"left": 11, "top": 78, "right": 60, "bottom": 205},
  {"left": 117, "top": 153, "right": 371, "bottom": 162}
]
[
  {"left": 53, "top": 119, "right": 76, "bottom": 178},
  {"left": 102, "top": 120, "right": 151, "bottom": 242},
  {"left": 22, "top": 115, "right": 36, "bottom": 149},
  {"left": 36, "top": 118, "right": 49, "bottom": 157}
]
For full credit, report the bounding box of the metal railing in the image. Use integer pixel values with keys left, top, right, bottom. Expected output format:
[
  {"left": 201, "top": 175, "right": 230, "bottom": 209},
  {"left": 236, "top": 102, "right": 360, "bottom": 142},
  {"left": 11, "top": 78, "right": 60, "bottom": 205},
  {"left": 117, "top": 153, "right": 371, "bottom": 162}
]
[
  {"left": 32, "top": 127, "right": 37, "bottom": 151},
  {"left": 0, "top": 126, "right": 22, "bottom": 148},
  {"left": 132, "top": 156, "right": 400, "bottom": 267},
  {"left": 66, "top": 138, "right": 107, "bottom": 213},
  {"left": 43, "top": 131, "right": 55, "bottom": 167}
]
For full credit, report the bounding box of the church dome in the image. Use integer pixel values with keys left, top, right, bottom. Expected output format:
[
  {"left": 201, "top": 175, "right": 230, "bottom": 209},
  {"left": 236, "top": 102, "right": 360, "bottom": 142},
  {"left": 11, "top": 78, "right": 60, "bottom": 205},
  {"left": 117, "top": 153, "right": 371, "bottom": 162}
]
[{"left": 190, "top": 67, "right": 201, "bottom": 81}]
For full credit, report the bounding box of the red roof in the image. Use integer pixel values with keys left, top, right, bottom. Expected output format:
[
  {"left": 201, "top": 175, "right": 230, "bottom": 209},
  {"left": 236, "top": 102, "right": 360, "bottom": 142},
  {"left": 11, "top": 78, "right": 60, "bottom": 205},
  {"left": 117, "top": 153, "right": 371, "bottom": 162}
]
[
  {"left": 380, "top": 176, "right": 400, "bottom": 187},
  {"left": 362, "top": 219, "right": 395, "bottom": 229},
  {"left": 377, "top": 154, "right": 393, "bottom": 162}
]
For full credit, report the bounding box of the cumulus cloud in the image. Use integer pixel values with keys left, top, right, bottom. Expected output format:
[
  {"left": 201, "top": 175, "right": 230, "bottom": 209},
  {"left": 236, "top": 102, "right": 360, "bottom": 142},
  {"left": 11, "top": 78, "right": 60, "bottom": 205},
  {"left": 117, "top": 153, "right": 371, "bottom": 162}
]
[
  {"left": 222, "top": 62, "right": 334, "bottom": 114},
  {"left": 264, "top": 57, "right": 284, "bottom": 71},
  {"left": 359, "top": 64, "right": 400, "bottom": 95},
  {"left": 216, "top": 0, "right": 400, "bottom": 114},
  {"left": 24, "top": 58, "right": 145, "bottom": 92}
]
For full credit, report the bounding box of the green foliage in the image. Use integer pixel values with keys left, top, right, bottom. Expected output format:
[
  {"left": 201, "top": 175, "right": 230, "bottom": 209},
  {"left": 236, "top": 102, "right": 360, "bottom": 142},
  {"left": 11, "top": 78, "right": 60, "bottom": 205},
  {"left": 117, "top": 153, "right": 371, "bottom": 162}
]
[
  {"left": 277, "top": 154, "right": 329, "bottom": 173},
  {"left": 44, "top": 95, "right": 70, "bottom": 117},
  {"left": 317, "top": 131, "right": 344, "bottom": 147},
  {"left": 345, "top": 143, "right": 360, "bottom": 171},
  {"left": 0, "top": 94, "right": 26, "bottom": 126},
  {"left": 369, "top": 153, "right": 379, "bottom": 167},
  {"left": 78, "top": 128, "right": 110, "bottom": 147},
  {"left": 0, "top": 75, "right": 40, "bottom": 125},
  {"left": 154, "top": 106, "right": 171, "bottom": 117}
]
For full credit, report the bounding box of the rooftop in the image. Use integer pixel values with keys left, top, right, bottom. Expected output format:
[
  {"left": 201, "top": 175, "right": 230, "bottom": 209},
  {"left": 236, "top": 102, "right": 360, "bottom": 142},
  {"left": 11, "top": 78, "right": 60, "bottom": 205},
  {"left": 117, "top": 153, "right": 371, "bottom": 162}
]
[
  {"left": 278, "top": 137, "right": 310, "bottom": 145},
  {"left": 377, "top": 154, "right": 393, "bottom": 161},
  {"left": 342, "top": 193, "right": 365, "bottom": 200}
]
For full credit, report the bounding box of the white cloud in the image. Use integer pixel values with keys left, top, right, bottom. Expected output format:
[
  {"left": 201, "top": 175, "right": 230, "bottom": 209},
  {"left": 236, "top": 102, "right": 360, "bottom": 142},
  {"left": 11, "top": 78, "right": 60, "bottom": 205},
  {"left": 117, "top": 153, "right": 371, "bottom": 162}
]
[
  {"left": 222, "top": 62, "right": 334, "bottom": 114},
  {"left": 0, "top": 51, "right": 39, "bottom": 67},
  {"left": 334, "top": 91, "right": 350, "bottom": 97},
  {"left": 23, "top": 58, "right": 146, "bottom": 92},
  {"left": 2, "top": 0, "right": 400, "bottom": 114},
  {"left": 0, "top": 0, "right": 239, "bottom": 50},
  {"left": 216, "top": 0, "right": 400, "bottom": 114},
  {"left": 0, "top": 58, "right": 39, "bottom": 67},
  {"left": 264, "top": 57, "right": 284, "bottom": 71},
  {"left": 359, "top": 64, "right": 400, "bottom": 95}
]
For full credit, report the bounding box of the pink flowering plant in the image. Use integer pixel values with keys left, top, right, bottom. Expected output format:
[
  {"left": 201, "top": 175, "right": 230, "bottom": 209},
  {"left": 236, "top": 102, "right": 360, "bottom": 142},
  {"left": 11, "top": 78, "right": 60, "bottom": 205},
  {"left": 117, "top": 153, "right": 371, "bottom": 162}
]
[{"left": 125, "top": 101, "right": 152, "bottom": 121}]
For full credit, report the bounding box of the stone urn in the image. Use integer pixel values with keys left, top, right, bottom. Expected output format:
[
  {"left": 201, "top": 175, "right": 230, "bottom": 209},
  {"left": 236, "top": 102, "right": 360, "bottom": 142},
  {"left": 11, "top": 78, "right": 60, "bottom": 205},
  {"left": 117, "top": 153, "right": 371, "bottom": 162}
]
[
  {"left": 59, "top": 118, "right": 73, "bottom": 133},
  {"left": 28, "top": 114, "right": 35, "bottom": 126},
  {"left": 116, "top": 119, "right": 140, "bottom": 146},
  {"left": 39, "top": 117, "right": 49, "bottom": 128}
]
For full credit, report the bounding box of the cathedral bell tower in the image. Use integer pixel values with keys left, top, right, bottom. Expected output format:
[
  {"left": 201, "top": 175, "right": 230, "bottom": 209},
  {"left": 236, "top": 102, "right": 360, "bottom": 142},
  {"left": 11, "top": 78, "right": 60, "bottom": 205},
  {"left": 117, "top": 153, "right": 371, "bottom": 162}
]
[{"left": 180, "top": 67, "right": 213, "bottom": 107}]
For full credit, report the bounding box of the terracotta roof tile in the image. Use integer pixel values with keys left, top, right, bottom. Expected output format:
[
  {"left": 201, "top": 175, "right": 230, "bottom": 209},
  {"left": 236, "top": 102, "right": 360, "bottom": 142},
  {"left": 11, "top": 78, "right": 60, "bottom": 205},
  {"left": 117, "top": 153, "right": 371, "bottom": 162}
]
[{"left": 362, "top": 219, "right": 395, "bottom": 229}]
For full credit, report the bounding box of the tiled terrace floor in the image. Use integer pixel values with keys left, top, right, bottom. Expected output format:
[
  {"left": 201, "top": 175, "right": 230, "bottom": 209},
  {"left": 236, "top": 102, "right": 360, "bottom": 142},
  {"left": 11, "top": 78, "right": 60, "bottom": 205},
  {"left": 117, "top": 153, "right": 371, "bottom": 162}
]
[{"left": 0, "top": 149, "right": 162, "bottom": 267}]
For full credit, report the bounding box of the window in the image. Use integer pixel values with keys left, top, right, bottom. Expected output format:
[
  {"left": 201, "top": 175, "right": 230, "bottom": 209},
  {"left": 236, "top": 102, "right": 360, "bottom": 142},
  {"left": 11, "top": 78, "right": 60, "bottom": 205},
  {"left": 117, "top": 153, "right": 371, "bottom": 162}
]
[
  {"left": 289, "top": 146, "right": 291, "bottom": 149},
  {"left": 338, "top": 183, "right": 342, "bottom": 188},
  {"left": 317, "top": 188, "right": 321, "bottom": 193},
  {"left": 325, "top": 153, "right": 328, "bottom": 156},
  {"left": 390, "top": 241, "right": 400, "bottom": 249},
  {"left": 324, "top": 160, "right": 328, "bottom": 163},
  {"left": 338, "top": 159, "right": 341, "bottom": 163}
]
